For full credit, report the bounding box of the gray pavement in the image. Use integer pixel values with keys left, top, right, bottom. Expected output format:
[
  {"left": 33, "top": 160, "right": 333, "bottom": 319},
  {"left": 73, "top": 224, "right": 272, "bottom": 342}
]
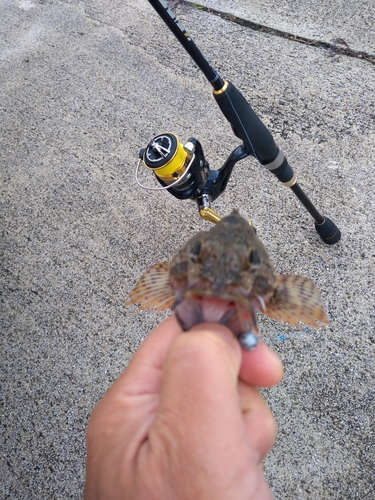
[
  {"left": 1, "top": 0, "right": 375, "bottom": 498},
  {"left": 199, "top": 0, "right": 375, "bottom": 55}
]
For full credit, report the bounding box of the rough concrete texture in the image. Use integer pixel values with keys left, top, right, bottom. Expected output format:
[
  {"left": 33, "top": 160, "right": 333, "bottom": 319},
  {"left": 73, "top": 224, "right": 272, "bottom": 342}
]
[
  {"left": 1, "top": 0, "right": 374, "bottom": 498},
  {"left": 198, "top": 0, "right": 375, "bottom": 55}
]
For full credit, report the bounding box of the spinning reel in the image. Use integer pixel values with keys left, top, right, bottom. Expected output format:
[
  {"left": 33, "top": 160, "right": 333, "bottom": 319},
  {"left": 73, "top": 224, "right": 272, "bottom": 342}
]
[
  {"left": 137, "top": 133, "right": 248, "bottom": 223},
  {"left": 136, "top": 0, "right": 341, "bottom": 245}
]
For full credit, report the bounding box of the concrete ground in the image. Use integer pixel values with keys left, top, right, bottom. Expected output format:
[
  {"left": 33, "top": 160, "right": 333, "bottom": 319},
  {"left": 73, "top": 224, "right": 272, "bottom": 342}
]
[
  {"left": 1, "top": 0, "right": 374, "bottom": 498},
  {"left": 199, "top": 0, "right": 375, "bottom": 55}
]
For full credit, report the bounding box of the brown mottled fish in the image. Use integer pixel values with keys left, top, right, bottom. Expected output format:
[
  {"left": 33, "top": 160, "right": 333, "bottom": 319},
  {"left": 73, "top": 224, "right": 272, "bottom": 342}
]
[{"left": 127, "top": 211, "right": 329, "bottom": 346}]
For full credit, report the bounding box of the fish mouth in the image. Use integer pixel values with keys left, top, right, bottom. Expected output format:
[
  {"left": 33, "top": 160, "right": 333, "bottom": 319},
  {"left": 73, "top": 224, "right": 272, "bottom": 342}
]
[{"left": 173, "top": 295, "right": 260, "bottom": 337}]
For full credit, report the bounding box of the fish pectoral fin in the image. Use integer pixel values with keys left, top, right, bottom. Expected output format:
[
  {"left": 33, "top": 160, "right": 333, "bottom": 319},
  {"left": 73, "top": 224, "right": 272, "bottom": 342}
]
[
  {"left": 264, "top": 274, "right": 329, "bottom": 328},
  {"left": 126, "top": 262, "right": 175, "bottom": 311}
]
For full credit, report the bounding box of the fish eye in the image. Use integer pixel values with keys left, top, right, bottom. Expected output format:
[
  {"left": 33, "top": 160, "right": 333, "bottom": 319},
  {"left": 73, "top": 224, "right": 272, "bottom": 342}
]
[
  {"left": 191, "top": 240, "right": 202, "bottom": 256},
  {"left": 248, "top": 248, "right": 260, "bottom": 265}
]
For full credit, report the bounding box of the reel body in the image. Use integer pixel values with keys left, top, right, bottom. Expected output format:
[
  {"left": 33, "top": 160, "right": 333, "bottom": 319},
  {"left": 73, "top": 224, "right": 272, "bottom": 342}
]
[
  {"left": 138, "top": 133, "right": 251, "bottom": 219},
  {"left": 139, "top": 133, "right": 209, "bottom": 200}
]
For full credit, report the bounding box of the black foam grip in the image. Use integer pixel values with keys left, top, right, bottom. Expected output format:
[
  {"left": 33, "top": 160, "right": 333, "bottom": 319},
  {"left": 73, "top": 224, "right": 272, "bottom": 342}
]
[
  {"left": 213, "top": 81, "right": 278, "bottom": 162},
  {"left": 315, "top": 218, "right": 341, "bottom": 244}
]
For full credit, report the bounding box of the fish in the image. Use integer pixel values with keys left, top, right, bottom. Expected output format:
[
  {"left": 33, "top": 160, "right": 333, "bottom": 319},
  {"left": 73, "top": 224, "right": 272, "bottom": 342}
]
[{"left": 126, "top": 211, "right": 329, "bottom": 344}]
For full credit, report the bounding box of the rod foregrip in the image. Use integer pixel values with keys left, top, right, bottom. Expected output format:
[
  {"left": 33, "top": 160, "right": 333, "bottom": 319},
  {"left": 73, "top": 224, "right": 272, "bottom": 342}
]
[{"left": 213, "top": 81, "right": 278, "bottom": 161}]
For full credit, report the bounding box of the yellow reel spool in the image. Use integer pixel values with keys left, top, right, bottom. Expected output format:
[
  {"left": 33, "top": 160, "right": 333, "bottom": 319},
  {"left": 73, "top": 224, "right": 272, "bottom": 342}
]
[{"left": 143, "top": 133, "right": 189, "bottom": 182}]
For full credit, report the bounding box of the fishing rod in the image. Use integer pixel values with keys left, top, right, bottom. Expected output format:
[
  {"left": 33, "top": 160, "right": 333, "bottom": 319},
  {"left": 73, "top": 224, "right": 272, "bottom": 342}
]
[{"left": 136, "top": 0, "right": 341, "bottom": 244}]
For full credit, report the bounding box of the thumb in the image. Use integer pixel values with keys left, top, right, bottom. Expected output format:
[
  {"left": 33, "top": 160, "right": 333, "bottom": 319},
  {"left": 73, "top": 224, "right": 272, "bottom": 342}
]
[
  {"left": 150, "top": 322, "right": 255, "bottom": 470},
  {"left": 158, "top": 322, "right": 242, "bottom": 431},
  {"left": 144, "top": 323, "right": 270, "bottom": 499}
]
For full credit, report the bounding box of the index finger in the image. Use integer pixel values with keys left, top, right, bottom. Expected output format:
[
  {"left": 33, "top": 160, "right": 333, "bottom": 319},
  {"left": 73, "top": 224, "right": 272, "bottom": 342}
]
[
  {"left": 115, "top": 316, "right": 282, "bottom": 395},
  {"left": 239, "top": 341, "right": 284, "bottom": 387}
]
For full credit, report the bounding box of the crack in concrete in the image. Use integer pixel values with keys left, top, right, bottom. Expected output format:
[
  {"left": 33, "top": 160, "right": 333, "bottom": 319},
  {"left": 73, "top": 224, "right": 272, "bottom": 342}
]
[
  {"left": 180, "top": 1, "right": 375, "bottom": 65},
  {"left": 59, "top": 0, "right": 374, "bottom": 65}
]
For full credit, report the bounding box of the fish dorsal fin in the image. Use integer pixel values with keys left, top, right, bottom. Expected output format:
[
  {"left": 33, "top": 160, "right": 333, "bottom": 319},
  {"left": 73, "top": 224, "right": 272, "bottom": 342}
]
[
  {"left": 126, "top": 262, "right": 174, "bottom": 311},
  {"left": 264, "top": 274, "right": 329, "bottom": 328}
]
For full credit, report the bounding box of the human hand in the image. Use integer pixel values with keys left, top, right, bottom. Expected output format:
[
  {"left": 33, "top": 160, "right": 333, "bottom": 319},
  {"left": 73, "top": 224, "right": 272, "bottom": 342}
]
[{"left": 84, "top": 316, "right": 283, "bottom": 499}]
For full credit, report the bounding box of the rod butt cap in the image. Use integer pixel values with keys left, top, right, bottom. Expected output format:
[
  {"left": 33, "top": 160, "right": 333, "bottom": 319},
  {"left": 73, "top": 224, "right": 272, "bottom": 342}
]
[{"left": 315, "top": 217, "right": 341, "bottom": 244}]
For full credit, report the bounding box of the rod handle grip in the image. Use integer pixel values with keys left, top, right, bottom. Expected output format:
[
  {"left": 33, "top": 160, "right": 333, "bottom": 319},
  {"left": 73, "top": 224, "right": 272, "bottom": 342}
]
[{"left": 213, "top": 81, "right": 278, "bottom": 162}]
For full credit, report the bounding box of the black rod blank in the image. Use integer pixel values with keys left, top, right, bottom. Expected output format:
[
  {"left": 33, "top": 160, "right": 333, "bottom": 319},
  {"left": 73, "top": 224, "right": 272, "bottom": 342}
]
[
  {"left": 291, "top": 183, "right": 324, "bottom": 223},
  {"left": 147, "top": 0, "right": 224, "bottom": 89}
]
